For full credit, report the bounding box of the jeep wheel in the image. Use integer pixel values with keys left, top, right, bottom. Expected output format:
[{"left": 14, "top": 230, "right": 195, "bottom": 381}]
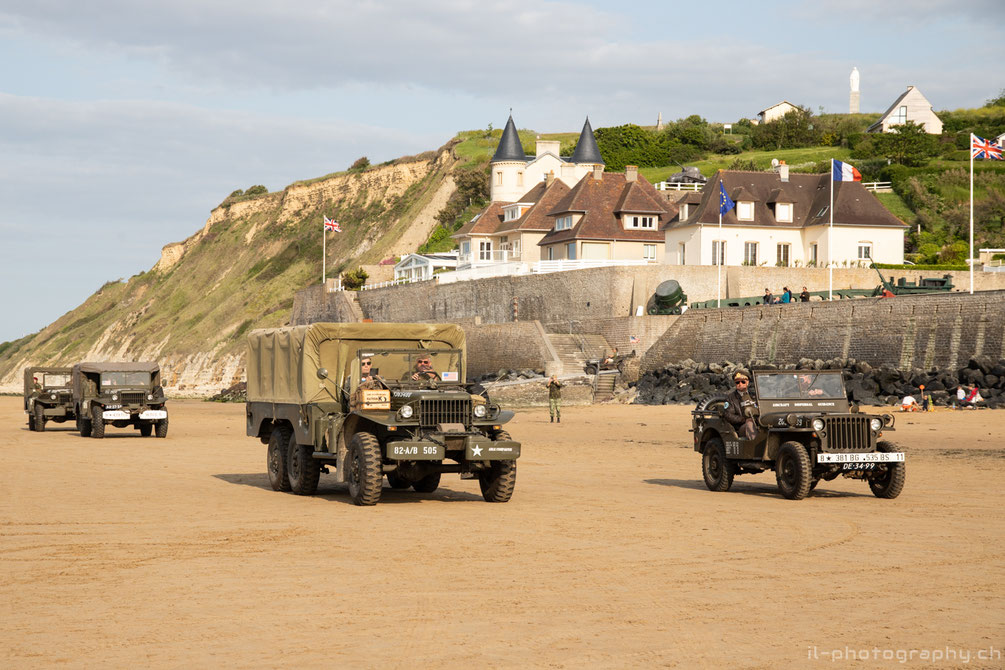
[
  {"left": 701, "top": 436, "right": 735, "bottom": 492},
  {"left": 868, "top": 440, "right": 905, "bottom": 499},
  {"left": 775, "top": 441, "right": 811, "bottom": 500},
  {"left": 479, "top": 430, "right": 516, "bottom": 502},
  {"left": 155, "top": 416, "right": 169, "bottom": 438},
  {"left": 267, "top": 425, "right": 292, "bottom": 492},
  {"left": 77, "top": 411, "right": 92, "bottom": 438},
  {"left": 585, "top": 365, "right": 598, "bottom": 375},
  {"left": 412, "top": 472, "right": 441, "bottom": 493},
  {"left": 287, "top": 434, "right": 321, "bottom": 496},
  {"left": 386, "top": 472, "right": 412, "bottom": 489},
  {"left": 139, "top": 423, "right": 152, "bottom": 437},
  {"left": 27, "top": 412, "right": 35, "bottom": 431},
  {"left": 347, "top": 432, "right": 382, "bottom": 506},
  {"left": 91, "top": 405, "right": 105, "bottom": 439},
  {"left": 33, "top": 404, "right": 45, "bottom": 432}
]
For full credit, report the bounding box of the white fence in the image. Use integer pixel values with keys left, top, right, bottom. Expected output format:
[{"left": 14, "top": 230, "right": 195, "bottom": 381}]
[
  {"left": 863, "top": 181, "right": 892, "bottom": 192},
  {"left": 655, "top": 182, "right": 703, "bottom": 191}
]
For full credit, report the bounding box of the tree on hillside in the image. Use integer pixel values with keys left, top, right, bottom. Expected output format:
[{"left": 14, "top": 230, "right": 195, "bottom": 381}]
[
  {"left": 985, "top": 89, "right": 1005, "bottom": 107},
  {"left": 350, "top": 156, "right": 371, "bottom": 170},
  {"left": 861, "top": 121, "right": 938, "bottom": 167},
  {"left": 748, "top": 106, "right": 821, "bottom": 150}
]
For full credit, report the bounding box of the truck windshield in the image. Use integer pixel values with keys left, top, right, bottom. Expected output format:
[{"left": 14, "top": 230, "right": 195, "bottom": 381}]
[
  {"left": 358, "top": 349, "right": 463, "bottom": 384},
  {"left": 100, "top": 372, "right": 152, "bottom": 388},
  {"left": 754, "top": 372, "right": 845, "bottom": 399},
  {"left": 42, "top": 373, "right": 70, "bottom": 387}
]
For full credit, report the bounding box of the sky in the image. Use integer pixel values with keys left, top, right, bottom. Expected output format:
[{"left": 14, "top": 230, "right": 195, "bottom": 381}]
[{"left": 1, "top": 0, "right": 1003, "bottom": 343}]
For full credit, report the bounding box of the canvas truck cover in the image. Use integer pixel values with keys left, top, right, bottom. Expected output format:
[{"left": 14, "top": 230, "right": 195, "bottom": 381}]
[
  {"left": 24, "top": 367, "right": 72, "bottom": 395},
  {"left": 72, "top": 361, "right": 162, "bottom": 397},
  {"left": 246, "top": 323, "right": 465, "bottom": 405}
]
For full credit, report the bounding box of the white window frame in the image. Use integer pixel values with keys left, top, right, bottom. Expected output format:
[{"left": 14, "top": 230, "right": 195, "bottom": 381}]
[
  {"left": 858, "top": 242, "right": 873, "bottom": 260},
  {"left": 547, "top": 246, "right": 554, "bottom": 260},
  {"left": 478, "top": 240, "right": 492, "bottom": 261},
  {"left": 555, "top": 215, "right": 573, "bottom": 231},
  {"left": 810, "top": 243, "right": 818, "bottom": 265},
  {"left": 679, "top": 203, "right": 689, "bottom": 221},
  {"left": 566, "top": 242, "right": 577, "bottom": 260},
  {"left": 628, "top": 215, "right": 655, "bottom": 229},
  {"left": 461, "top": 241, "right": 470, "bottom": 255},
  {"left": 892, "top": 105, "right": 907, "bottom": 125},
  {"left": 678, "top": 243, "right": 686, "bottom": 265},
  {"left": 495, "top": 171, "right": 503, "bottom": 186},
  {"left": 712, "top": 240, "right": 726, "bottom": 266},
  {"left": 775, "top": 202, "right": 793, "bottom": 223},
  {"left": 737, "top": 201, "right": 754, "bottom": 221},
  {"left": 777, "top": 243, "right": 790, "bottom": 267},
  {"left": 744, "top": 242, "right": 758, "bottom": 265},
  {"left": 517, "top": 171, "right": 523, "bottom": 187},
  {"left": 643, "top": 244, "right": 656, "bottom": 260}
]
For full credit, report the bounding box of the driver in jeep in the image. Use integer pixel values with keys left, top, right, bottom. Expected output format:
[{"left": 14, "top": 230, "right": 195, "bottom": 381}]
[{"left": 724, "top": 371, "right": 759, "bottom": 440}]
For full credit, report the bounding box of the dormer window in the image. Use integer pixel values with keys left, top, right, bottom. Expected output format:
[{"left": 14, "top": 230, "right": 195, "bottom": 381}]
[
  {"left": 555, "top": 215, "right": 573, "bottom": 231},
  {"left": 503, "top": 205, "right": 528, "bottom": 222},
  {"left": 775, "top": 202, "right": 793, "bottom": 223},
  {"left": 680, "top": 204, "right": 689, "bottom": 221},
  {"left": 737, "top": 201, "right": 754, "bottom": 221},
  {"left": 627, "top": 215, "right": 655, "bottom": 230}
]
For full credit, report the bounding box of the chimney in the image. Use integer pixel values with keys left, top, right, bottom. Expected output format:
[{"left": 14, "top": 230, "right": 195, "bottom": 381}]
[
  {"left": 625, "top": 165, "right": 638, "bottom": 182},
  {"left": 593, "top": 165, "right": 604, "bottom": 181},
  {"left": 536, "top": 139, "right": 560, "bottom": 158},
  {"left": 779, "top": 161, "right": 789, "bottom": 183},
  {"left": 545, "top": 170, "right": 555, "bottom": 187}
]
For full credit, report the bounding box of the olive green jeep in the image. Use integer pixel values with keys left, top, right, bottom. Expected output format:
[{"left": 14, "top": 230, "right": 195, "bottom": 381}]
[
  {"left": 72, "top": 362, "right": 169, "bottom": 439},
  {"left": 692, "top": 369, "right": 904, "bottom": 500},
  {"left": 24, "top": 367, "right": 75, "bottom": 432},
  {"left": 245, "top": 323, "right": 520, "bottom": 505}
]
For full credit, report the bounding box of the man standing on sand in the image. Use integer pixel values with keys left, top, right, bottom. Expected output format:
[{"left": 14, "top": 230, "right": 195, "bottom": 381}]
[{"left": 547, "top": 375, "right": 563, "bottom": 423}]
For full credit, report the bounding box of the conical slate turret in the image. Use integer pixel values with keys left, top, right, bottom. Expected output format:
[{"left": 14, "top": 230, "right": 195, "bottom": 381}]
[
  {"left": 491, "top": 115, "right": 526, "bottom": 162},
  {"left": 570, "top": 117, "right": 604, "bottom": 164}
]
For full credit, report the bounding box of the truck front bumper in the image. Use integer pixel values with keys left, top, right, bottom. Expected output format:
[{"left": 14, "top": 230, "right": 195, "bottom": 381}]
[{"left": 387, "top": 434, "right": 521, "bottom": 461}]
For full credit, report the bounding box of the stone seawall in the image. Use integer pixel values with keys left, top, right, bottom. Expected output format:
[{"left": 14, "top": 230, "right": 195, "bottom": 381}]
[{"left": 642, "top": 290, "right": 1005, "bottom": 373}]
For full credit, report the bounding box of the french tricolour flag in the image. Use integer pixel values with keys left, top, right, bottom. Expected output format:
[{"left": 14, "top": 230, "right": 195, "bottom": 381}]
[{"left": 832, "top": 159, "right": 862, "bottom": 182}]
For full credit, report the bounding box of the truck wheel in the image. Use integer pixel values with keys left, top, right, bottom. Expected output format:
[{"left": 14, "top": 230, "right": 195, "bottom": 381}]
[
  {"left": 77, "top": 411, "right": 92, "bottom": 438},
  {"left": 139, "top": 424, "right": 152, "bottom": 437},
  {"left": 34, "top": 404, "right": 45, "bottom": 432},
  {"left": 386, "top": 472, "right": 412, "bottom": 489},
  {"left": 702, "top": 436, "right": 735, "bottom": 492},
  {"left": 287, "top": 435, "right": 321, "bottom": 496},
  {"left": 868, "top": 440, "right": 905, "bottom": 499},
  {"left": 775, "top": 441, "right": 811, "bottom": 500},
  {"left": 347, "top": 432, "right": 382, "bottom": 506},
  {"left": 155, "top": 416, "right": 169, "bottom": 438},
  {"left": 412, "top": 472, "right": 441, "bottom": 493},
  {"left": 585, "top": 365, "right": 598, "bottom": 375},
  {"left": 267, "top": 425, "right": 292, "bottom": 492},
  {"left": 91, "top": 405, "right": 105, "bottom": 439}
]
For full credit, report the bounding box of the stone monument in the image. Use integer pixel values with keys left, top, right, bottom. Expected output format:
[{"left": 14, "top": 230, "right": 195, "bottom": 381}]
[{"left": 849, "top": 67, "right": 860, "bottom": 114}]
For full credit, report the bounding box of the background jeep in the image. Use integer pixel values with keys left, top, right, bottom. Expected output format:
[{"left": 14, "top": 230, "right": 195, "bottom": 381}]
[
  {"left": 246, "top": 323, "right": 520, "bottom": 505},
  {"left": 24, "top": 367, "right": 74, "bottom": 432},
  {"left": 691, "top": 369, "right": 905, "bottom": 500},
  {"left": 71, "top": 362, "right": 168, "bottom": 439}
]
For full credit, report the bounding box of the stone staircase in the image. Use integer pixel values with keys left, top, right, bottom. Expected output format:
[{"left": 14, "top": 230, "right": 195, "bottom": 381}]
[
  {"left": 593, "top": 371, "right": 618, "bottom": 402},
  {"left": 546, "top": 333, "right": 611, "bottom": 376}
]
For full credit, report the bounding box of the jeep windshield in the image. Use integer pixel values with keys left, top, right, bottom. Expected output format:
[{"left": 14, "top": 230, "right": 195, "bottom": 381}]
[
  {"left": 754, "top": 371, "right": 845, "bottom": 399},
  {"left": 358, "top": 349, "right": 463, "bottom": 386},
  {"left": 100, "top": 371, "right": 152, "bottom": 388},
  {"left": 41, "top": 373, "right": 70, "bottom": 388}
]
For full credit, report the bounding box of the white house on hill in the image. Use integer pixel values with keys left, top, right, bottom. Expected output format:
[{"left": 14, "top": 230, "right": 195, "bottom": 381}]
[
  {"left": 868, "top": 86, "right": 943, "bottom": 134},
  {"left": 664, "top": 166, "right": 907, "bottom": 267},
  {"left": 756, "top": 101, "right": 799, "bottom": 124}
]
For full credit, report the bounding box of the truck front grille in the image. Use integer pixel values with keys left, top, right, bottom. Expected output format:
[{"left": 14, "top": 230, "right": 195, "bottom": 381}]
[
  {"left": 418, "top": 399, "right": 471, "bottom": 427},
  {"left": 823, "top": 416, "right": 872, "bottom": 451},
  {"left": 120, "top": 392, "right": 146, "bottom": 405}
]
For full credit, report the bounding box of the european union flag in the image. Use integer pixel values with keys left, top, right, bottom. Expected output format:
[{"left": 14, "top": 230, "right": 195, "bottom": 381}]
[{"left": 719, "top": 182, "right": 735, "bottom": 215}]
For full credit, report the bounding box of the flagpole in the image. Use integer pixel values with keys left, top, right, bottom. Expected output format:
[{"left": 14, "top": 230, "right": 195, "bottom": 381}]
[
  {"left": 969, "top": 134, "right": 974, "bottom": 294},
  {"left": 717, "top": 207, "right": 722, "bottom": 308},
  {"left": 829, "top": 159, "right": 834, "bottom": 300},
  {"left": 322, "top": 221, "right": 326, "bottom": 285}
]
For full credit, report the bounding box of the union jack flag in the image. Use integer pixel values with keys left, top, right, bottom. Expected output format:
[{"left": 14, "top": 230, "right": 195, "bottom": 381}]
[
  {"left": 971, "top": 134, "right": 1003, "bottom": 160},
  {"left": 629, "top": 335, "right": 640, "bottom": 345},
  {"left": 324, "top": 216, "right": 341, "bottom": 232}
]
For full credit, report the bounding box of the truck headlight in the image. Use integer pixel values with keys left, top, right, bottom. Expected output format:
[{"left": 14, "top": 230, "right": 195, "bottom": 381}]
[
  {"left": 147, "top": 393, "right": 154, "bottom": 400},
  {"left": 870, "top": 418, "right": 883, "bottom": 432},
  {"left": 398, "top": 405, "right": 413, "bottom": 419},
  {"left": 473, "top": 404, "right": 487, "bottom": 418},
  {"left": 111, "top": 393, "right": 118, "bottom": 401},
  {"left": 50, "top": 393, "right": 57, "bottom": 400},
  {"left": 811, "top": 418, "right": 825, "bottom": 432}
]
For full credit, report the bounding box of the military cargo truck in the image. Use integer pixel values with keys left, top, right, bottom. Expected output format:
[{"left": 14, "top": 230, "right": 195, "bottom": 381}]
[
  {"left": 24, "top": 367, "right": 74, "bottom": 432},
  {"left": 245, "top": 323, "right": 521, "bottom": 505},
  {"left": 71, "top": 362, "right": 169, "bottom": 439}
]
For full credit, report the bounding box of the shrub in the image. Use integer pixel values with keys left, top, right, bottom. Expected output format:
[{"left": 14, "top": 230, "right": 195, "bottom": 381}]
[
  {"left": 350, "top": 156, "right": 370, "bottom": 170},
  {"left": 229, "top": 189, "right": 244, "bottom": 198},
  {"left": 341, "top": 267, "right": 369, "bottom": 289},
  {"left": 244, "top": 185, "right": 268, "bottom": 196}
]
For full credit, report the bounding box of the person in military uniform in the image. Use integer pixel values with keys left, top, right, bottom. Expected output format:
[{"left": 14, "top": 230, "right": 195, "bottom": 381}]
[
  {"left": 403, "top": 355, "right": 440, "bottom": 381},
  {"left": 547, "top": 375, "right": 563, "bottom": 423},
  {"left": 724, "top": 371, "right": 759, "bottom": 440}
]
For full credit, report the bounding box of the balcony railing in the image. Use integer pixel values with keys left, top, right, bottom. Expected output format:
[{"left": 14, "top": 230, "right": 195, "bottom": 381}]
[{"left": 458, "top": 248, "right": 522, "bottom": 265}]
